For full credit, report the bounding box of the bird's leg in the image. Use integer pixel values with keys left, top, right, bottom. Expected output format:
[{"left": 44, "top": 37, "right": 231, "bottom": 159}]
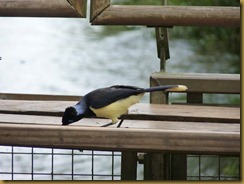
[
  {"left": 101, "top": 122, "right": 114, "bottom": 127},
  {"left": 117, "top": 118, "right": 124, "bottom": 128},
  {"left": 101, "top": 119, "right": 124, "bottom": 128}
]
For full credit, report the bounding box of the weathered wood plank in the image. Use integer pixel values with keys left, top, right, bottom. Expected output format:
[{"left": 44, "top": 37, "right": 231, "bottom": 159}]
[
  {"left": 67, "top": 0, "right": 87, "bottom": 17},
  {"left": 151, "top": 72, "right": 240, "bottom": 94},
  {"left": 0, "top": 113, "right": 107, "bottom": 126},
  {"left": 0, "top": 113, "right": 240, "bottom": 132},
  {"left": 130, "top": 104, "right": 240, "bottom": 123},
  {"left": 0, "top": 100, "right": 240, "bottom": 123},
  {"left": 91, "top": 5, "right": 240, "bottom": 27},
  {"left": 90, "top": 0, "right": 110, "bottom": 21},
  {"left": 0, "top": 0, "right": 86, "bottom": 17},
  {"left": 0, "top": 93, "right": 81, "bottom": 101},
  {"left": 0, "top": 122, "right": 240, "bottom": 154}
]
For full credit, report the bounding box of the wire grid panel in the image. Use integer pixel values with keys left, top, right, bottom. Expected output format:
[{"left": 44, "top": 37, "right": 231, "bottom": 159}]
[
  {"left": 187, "top": 155, "right": 240, "bottom": 180},
  {"left": 0, "top": 146, "right": 121, "bottom": 180},
  {"left": 0, "top": 146, "right": 240, "bottom": 180}
]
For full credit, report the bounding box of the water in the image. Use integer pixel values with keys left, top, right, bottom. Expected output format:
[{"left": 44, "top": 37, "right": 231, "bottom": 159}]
[
  {"left": 0, "top": 17, "right": 239, "bottom": 180},
  {"left": 0, "top": 18, "right": 160, "bottom": 97}
]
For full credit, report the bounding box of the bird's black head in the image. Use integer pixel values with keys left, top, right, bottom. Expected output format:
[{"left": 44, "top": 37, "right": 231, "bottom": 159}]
[{"left": 62, "top": 106, "right": 82, "bottom": 126}]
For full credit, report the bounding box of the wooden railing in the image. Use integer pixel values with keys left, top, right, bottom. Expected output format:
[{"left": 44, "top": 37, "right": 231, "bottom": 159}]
[
  {"left": 0, "top": 97, "right": 240, "bottom": 155},
  {"left": 90, "top": 0, "right": 240, "bottom": 26},
  {"left": 0, "top": 0, "right": 86, "bottom": 17},
  {"left": 0, "top": 0, "right": 240, "bottom": 181}
]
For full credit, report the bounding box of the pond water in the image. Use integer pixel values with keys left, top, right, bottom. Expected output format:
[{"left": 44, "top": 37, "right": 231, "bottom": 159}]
[{"left": 0, "top": 17, "right": 240, "bottom": 180}]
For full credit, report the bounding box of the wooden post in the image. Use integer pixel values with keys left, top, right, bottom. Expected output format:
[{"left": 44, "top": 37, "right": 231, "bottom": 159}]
[
  {"left": 155, "top": 27, "right": 170, "bottom": 71},
  {"left": 144, "top": 153, "right": 171, "bottom": 180},
  {"left": 150, "top": 77, "right": 168, "bottom": 104},
  {"left": 121, "top": 152, "right": 137, "bottom": 180},
  {"left": 148, "top": 7, "right": 188, "bottom": 178},
  {"left": 171, "top": 154, "right": 187, "bottom": 180}
]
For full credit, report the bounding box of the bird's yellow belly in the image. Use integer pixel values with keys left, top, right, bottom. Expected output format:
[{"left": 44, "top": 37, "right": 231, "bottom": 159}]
[{"left": 90, "top": 93, "right": 144, "bottom": 123}]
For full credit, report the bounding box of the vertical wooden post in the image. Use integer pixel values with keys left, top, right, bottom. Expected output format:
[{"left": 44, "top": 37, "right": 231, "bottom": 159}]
[
  {"left": 171, "top": 154, "right": 187, "bottom": 180},
  {"left": 150, "top": 77, "right": 168, "bottom": 104},
  {"left": 147, "top": 1, "right": 187, "bottom": 180},
  {"left": 144, "top": 153, "right": 171, "bottom": 180},
  {"left": 155, "top": 27, "right": 170, "bottom": 71},
  {"left": 121, "top": 151, "right": 137, "bottom": 180}
]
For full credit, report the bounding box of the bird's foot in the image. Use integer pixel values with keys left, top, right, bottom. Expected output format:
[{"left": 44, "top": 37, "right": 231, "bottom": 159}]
[
  {"left": 101, "top": 122, "right": 114, "bottom": 127},
  {"left": 100, "top": 119, "right": 124, "bottom": 128}
]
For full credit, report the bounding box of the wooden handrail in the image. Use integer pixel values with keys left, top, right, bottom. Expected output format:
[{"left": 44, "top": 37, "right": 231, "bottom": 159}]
[
  {"left": 0, "top": 0, "right": 87, "bottom": 17},
  {"left": 0, "top": 119, "right": 240, "bottom": 154},
  {"left": 91, "top": 4, "right": 240, "bottom": 27},
  {"left": 0, "top": 99, "right": 240, "bottom": 154},
  {"left": 0, "top": 100, "right": 240, "bottom": 123}
]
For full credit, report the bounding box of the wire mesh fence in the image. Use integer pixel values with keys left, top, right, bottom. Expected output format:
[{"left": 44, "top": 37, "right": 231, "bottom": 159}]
[
  {"left": 187, "top": 155, "right": 240, "bottom": 180},
  {"left": 0, "top": 146, "right": 240, "bottom": 180},
  {"left": 0, "top": 146, "right": 121, "bottom": 180}
]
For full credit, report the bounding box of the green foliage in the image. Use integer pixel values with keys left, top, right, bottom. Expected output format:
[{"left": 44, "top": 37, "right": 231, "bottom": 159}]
[
  {"left": 168, "top": 0, "right": 239, "bottom": 6},
  {"left": 112, "top": 0, "right": 162, "bottom": 5},
  {"left": 113, "top": 0, "right": 240, "bottom": 6}
]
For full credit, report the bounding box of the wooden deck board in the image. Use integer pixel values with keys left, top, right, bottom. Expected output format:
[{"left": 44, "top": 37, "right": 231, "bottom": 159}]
[
  {"left": 0, "top": 121, "right": 240, "bottom": 154},
  {"left": 0, "top": 113, "right": 239, "bottom": 132},
  {"left": 150, "top": 72, "right": 240, "bottom": 94},
  {"left": 0, "top": 99, "right": 240, "bottom": 154},
  {"left": 0, "top": 100, "right": 240, "bottom": 123}
]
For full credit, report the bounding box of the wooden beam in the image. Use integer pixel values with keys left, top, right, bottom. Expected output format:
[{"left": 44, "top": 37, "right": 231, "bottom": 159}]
[
  {"left": 0, "top": 100, "right": 240, "bottom": 123},
  {"left": 90, "top": 0, "right": 110, "bottom": 22},
  {"left": 0, "top": 0, "right": 87, "bottom": 17},
  {"left": 0, "top": 113, "right": 240, "bottom": 132},
  {"left": 151, "top": 72, "right": 240, "bottom": 94},
  {"left": 67, "top": 0, "right": 87, "bottom": 17},
  {"left": 91, "top": 5, "right": 240, "bottom": 27},
  {"left": 0, "top": 93, "right": 81, "bottom": 101},
  {"left": 0, "top": 122, "right": 240, "bottom": 154}
]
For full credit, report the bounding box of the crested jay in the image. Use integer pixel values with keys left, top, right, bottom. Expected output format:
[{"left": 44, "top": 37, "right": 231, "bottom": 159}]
[{"left": 62, "top": 85, "right": 187, "bottom": 127}]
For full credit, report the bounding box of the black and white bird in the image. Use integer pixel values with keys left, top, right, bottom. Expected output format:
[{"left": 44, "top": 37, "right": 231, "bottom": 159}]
[{"left": 62, "top": 85, "right": 187, "bottom": 127}]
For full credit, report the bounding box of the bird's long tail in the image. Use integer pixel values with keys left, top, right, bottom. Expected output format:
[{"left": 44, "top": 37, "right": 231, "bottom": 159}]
[{"left": 143, "top": 85, "right": 187, "bottom": 93}]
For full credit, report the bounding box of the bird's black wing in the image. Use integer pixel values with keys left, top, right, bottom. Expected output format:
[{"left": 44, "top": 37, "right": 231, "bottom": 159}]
[{"left": 85, "top": 85, "right": 144, "bottom": 109}]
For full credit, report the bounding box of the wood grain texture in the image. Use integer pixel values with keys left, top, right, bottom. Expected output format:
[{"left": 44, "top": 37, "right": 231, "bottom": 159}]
[
  {"left": 151, "top": 72, "right": 240, "bottom": 94},
  {"left": 0, "top": 92, "right": 81, "bottom": 101},
  {"left": 0, "top": 100, "right": 240, "bottom": 123},
  {"left": 90, "top": 0, "right": 110, "bottom": 21},
  {"left": 91, "top": 5, "right": 240, "bottom": 26},
  {"left": 0, "top": 0, "right": 86, "bottom": 17},
  {"left": 0, "top": 113, "right": 240, "bottom": 132},
  {"left": 0, "top": 122, "right": 240, "bottom": 154},
  {"left": 0, "top": 98, "right": 239, "bottom": 154},
  {"left": 67, "top": 0, "right": 87, "bottom": 17}
]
